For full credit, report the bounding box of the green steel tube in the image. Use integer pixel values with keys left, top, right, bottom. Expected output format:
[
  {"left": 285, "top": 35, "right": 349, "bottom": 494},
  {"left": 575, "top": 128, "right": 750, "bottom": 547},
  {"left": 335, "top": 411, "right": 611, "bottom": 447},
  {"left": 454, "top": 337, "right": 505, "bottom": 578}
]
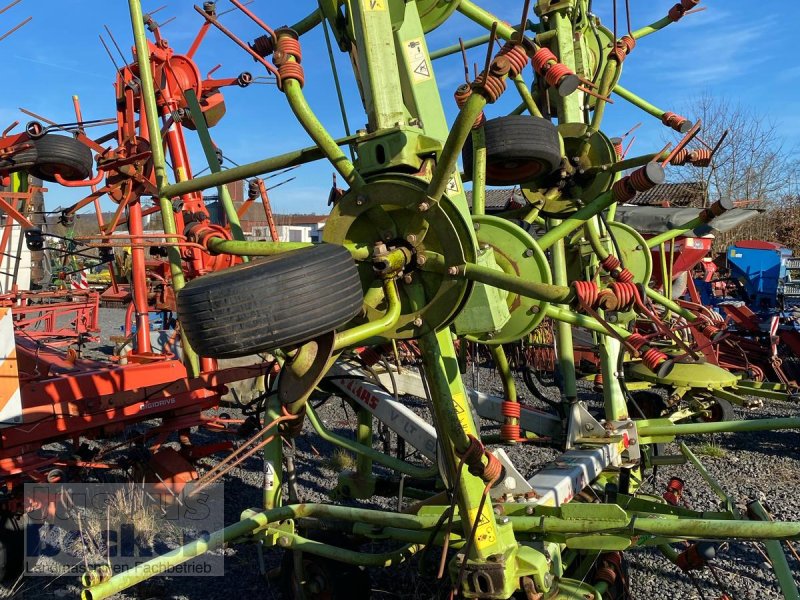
[
  {"left": 161, "top": 142, "right": 334, "bottom": 199},
  {"left": 458, "top": 260, "right": 574, "bottom": 304},
  {"left": 545, "top": 305, "right": 630, "bottom": 340},
  {"left": 631, "top": 15, "right": 674, "bottom": 40},
  {"left": 548, "top": 217, "right": 577, "bottom": 401},
  {"left": 490, "top": 345, "right": 517, "bottom": 403},
  {"left": 638, "top": 417, "right": 800, "bottom": 438},
  {"left": 679, "top": 442, "right": 736, "bottom": 511},
  {"left": 471, "top": 127, "right": 487, "bottom": 215},
  {"left": 646, "top": 218, "right": 708, "bottom": 248},
  {"left": 206, "top": 238, "right": 371, "bottom": 261},
  {"left": 427, "top": 92, "right": 487, "bottom": 204},
  {"left": 292, "top": 8, "right": 323, "bottom": 36},
  {"left": 509, "top": 515, "right": 800, "bottom": 540},
  {"left": 276, "top": 530, "right": 421, "bottom": 567},
  {"left": 551, "top": 9, "right": 582, "bottom": 124},
  {"left": 613, "top": 84, "right": 666, "bottom": 120},
  {"left": 512, "top": 74, "right": 544, "bottom": 119},
  {"left": 128, "top": 0, "right": 200, "bottom": 375},
  {"left": 583, "top": 218, "right": 611, "bottom": 262},
  {"left": 431, "top": 33, "right": 491, "bottom": 60},
  {"left": 356, "top": 407, "right": 374, "bottom": 477},
  {"left": 282, "top": 78, "right": 364, "bottom": 190},
  {"left": 747, "top": 501, "right": 800, "bottom": 600},
  {"left": 206, "top": 238, "right": 312, "bottom": 255},
  {"left": 457, "top": 0, "right": 518, "bottom": 41},
  {"left": 537, "top": 190, "right": 617, "bottom": 251},
  {"left": 645, "top": 286, "right": 698, "bottom": 322},
  {"left": 588, "top": 60, "right": 619, "bottom": 135},
  {"left": 608, "top": 151, "right": 665, "bottom": 173},
  {"left": 84, "top": 504, "right": 443, "bottom": 599},
  {"left": 184, "top": 89, "right": 247, "bottom": 248},
  {"left": 334, "top": 278, "right": 401, "bottom": 350},
  {"left": 263, "top": 394, "right": 284, "bottom": 510},
  {"left": 352, "top": 523, "right": 465, "bottom": 548},
  {"left": 305, "top": 403, "right": 437, "bottom": 478}
]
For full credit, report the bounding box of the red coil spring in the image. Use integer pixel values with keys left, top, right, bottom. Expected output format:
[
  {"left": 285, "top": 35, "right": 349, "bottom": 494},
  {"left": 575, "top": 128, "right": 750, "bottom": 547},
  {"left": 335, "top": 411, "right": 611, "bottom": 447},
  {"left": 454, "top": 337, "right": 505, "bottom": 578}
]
[
  {"left": 497, "top": 43, "right": 529, "bottom": 77},
  {"left": 661, "top": 111, "right": 688, "bottom": 131},
  {"left": 626, "top": 333, "right": 648, "bottom": 352},
  {"left": 609, "top": 35, "right": 636, "bottom": 63},
  {"left": 573, "top": 280, "right": 599, "bottom": 309},
  {"left": 276, "top": 36, "right": 302, "bottom": 63},
  {"left": 454, "top": 86, "right": 486, "bottom": 128},
  {"left": 458, "top": 435, "right": 503, "bottom": 482},
  {"left": 278, "top": 62, "right": 305, "bottom": 88},
  {"left": 628, "top": 166, "right": 656, "bottom": 192},
  {"left": 612, "top": 177, "right": 637, "bottom": 203},
  {"left": 668, "top": 3, "right": 686, "bottom": 21},
  {"left": 689, "top": 148, "right": 712, "bottom": 167},
  {"left": 610, "top": 281, "right": 638, "bottom": 311},
  {"left": 532, "top": 47, "right": 557, "bottom": 74},
  {"left": 544, "top": 62, "right": 573, "bottom": 88},
  {"left": 501, "top": 401, "right": 522, "bottom": 418},
  {"left": 615, "top": 268, "right": 634, "bottom": 283},
  {"left": 642, "top": 347, "right": 668, "bottom": 371},
  {"left": 500, "top": 424, "right": 523, "bottom": 442},
  {"left": 601, "top": 255, "right": 621, "bottom": 273},
  {"left": 682, "top": 0, "right": 700, "bottom": 9},
  {"left": 670, "top": 148, "right": 690, "bottom": 165},
  {"left": 593, "top": 373, "right": 604, "bottom": 389},
  {"left": 473, "top": 72, "right": 506, "bottom": 103}
]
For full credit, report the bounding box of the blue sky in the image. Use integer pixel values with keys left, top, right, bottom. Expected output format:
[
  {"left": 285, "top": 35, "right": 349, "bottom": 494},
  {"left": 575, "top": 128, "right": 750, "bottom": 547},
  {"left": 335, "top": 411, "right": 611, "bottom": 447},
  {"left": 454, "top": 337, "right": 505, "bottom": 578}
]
[{"left": 1, "top": 0, "right": 796, "bottom": 214}]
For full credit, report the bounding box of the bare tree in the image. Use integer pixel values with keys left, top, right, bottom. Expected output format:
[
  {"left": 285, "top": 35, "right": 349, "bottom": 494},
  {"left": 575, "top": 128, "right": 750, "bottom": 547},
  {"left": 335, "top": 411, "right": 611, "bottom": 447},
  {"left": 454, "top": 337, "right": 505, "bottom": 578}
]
[{"left": 670, "top": 92, "right": 797, "bottom": 207}]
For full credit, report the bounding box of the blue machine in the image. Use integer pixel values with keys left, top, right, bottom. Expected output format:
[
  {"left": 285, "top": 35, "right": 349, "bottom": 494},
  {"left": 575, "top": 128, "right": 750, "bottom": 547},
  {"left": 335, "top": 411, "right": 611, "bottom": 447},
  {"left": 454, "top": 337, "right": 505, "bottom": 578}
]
[{"left": 726, "top": 241, "right": 800, "bottom": 312}]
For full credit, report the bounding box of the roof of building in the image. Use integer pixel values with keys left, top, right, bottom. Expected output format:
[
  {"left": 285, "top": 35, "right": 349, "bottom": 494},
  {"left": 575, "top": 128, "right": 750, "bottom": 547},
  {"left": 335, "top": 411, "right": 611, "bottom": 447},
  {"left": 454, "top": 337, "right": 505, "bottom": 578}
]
[
  {"left": 465, "top": 189, "right": 526, "bottom": 210},
  {"left": 629, "top": 181, "right": 707, "bottom": 207}
]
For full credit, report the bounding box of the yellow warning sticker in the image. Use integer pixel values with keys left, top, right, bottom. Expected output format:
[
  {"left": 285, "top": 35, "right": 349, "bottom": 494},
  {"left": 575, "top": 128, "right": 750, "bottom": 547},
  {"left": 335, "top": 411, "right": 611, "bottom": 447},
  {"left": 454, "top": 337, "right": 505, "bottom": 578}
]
[
  {"left": 452, "top": 391, "right": 471, "bottom": 433},
  {"left": 366, "top": 0, "right": 386, "bottom": 10},
  {"left": 405, "top": 37, "right": 432, "bottom": 83},
  {"left": 446, "top": 174, "right": 460, "bottom": 195},
  {"left": 468, "top": 506, "right": 497, "bottom": 551}
]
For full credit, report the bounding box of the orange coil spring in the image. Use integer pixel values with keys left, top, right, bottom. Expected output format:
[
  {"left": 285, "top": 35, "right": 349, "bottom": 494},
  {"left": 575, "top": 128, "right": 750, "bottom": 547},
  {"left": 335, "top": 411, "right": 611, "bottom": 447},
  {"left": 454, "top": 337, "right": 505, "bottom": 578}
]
[
  {"left": 610, "top": 281, "right": 638, "bottom": 311},
  {"left": 498, "top": 43, "right": 529, "bottom": 77},
  {"left": 573, "top": 280, "right": 600, "bottom": 309},
  {"left": 612, "top": 177, "right": 636, "bottom": 203},
  {"left": 670, "top": 148, "right": 690, "bottom": 165},
  {"left": 501, "top": 424, "right": 523, "bottom": 442},
  {"left": 459, "top": 435, "right": 502, "bottom": 481},
  {"left": 276, "top": 36, "right": 302, "bottom": 63},
  {"left": 682, "top": 0, "right": 700, "bottom": 8},
  {"left": 661, "top": 111, "right": 688, "bottom": 131},
  {"left": 689, "top": 148, "right": 712, "bottom": 167},
  {"left": 593, "top": 373, "right": 604, "bottom": 388},
  {"left": 615, "top": 268, "right": 634, "bottom": 283},
  {"left": 532, "top": 47, "right": 557, "bottom": 74},
  {"left": 544, "top": 62, "right": 573, "bottom": 88},
  {"left": 501, "top": 401, "right": 522, "bottom": 418},
  {"left": 628, "top": 166, "right": 657, "bottom": 192},
  {"left": 278, "top": 62, "right": 305, "bottom": 88},
  {"left": 455, "top": 85, "right": 486, "bottom": 128},
  {"left": 642, "top": 348, "right": 668, "bottom": 371},
  {"left": 699, "top": 321, "right": 721, "bottom": 339},
  {"left": 613, "top": 140, "right": 624, "bottom": 158},
  {"left": 601, "top": 255, "right": 621, "bottom": 272},
  {"left": 473, "top": 72, "right": 507, "bottom": 103},
  {"left": 609, "top": 35, "right": 636, "bottom": 63},
  {"left": 627, "top": 333, "right": 648, "bottom": 352}
]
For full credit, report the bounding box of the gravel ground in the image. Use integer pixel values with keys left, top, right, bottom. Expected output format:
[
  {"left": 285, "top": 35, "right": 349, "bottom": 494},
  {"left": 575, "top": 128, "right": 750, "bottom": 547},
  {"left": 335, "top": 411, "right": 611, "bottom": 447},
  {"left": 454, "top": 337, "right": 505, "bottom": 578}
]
[{"left": 4, "top": 312, "right": 799, "bottom": 599}]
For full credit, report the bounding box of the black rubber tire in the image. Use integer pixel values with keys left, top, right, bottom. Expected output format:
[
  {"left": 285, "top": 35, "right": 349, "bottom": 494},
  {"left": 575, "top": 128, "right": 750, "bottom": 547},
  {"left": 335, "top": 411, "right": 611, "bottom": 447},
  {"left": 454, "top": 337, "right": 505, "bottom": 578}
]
[
  {"left": 627, "top": 390, "right": 667, "bottom": 419},
  {"left": 698, "top": 396, "right": 735, "bottom": 423},
  {"left": 279, "top": 547, "right": 371, "bottom": 600},
  {"left": 177, "top": 244, "right": 364, "bottom": 359},
  {"left": 28, "top": 134, "right": 93, "bottom": 182},
  {"left": 0, "top": 513, "right": 26, "bottom": 583},
  {"left": 0, "top": 146, "right": 37, "bottom": 174},
  {"left": 462, "top": 115, "right": 562, "bottom": 186}
]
